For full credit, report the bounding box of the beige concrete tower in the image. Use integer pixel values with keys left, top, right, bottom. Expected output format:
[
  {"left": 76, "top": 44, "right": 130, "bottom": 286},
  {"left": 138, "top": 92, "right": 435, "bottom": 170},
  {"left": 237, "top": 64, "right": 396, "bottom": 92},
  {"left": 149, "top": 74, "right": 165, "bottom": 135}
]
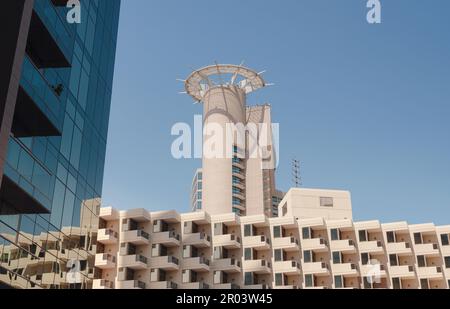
[{"left": 184, "top": 64, "right": 275, "bottom": 216}]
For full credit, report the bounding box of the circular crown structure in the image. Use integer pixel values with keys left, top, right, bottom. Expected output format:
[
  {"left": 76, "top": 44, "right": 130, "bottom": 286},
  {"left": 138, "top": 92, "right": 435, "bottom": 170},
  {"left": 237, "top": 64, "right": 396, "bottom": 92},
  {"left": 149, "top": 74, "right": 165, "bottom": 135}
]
[{"left": 185, "top": 64, "right": 267, "bottom": 102}]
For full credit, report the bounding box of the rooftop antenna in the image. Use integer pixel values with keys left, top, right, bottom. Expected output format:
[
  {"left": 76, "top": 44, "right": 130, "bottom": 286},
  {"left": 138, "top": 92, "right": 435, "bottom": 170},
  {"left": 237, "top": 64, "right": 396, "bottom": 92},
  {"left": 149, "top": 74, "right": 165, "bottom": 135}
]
[{"left": 292, "top": 159, "right": 302, "bottom": 188}]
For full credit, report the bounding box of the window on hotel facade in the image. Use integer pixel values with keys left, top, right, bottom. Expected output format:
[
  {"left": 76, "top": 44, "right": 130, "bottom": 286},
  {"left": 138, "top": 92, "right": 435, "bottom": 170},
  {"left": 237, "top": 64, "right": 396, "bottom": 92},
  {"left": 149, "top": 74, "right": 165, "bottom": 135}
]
[
  {"left": 244, "top": 248, "right": 252, "bottom": 261},
  {"left": 361, "top": 253, "right": 370, "bottom": 265},
  {"left": 274, "top": 249, "right": 285, "bottom": 262},
  {"left": 389, "top": 254, "right": 398, "bottom": 266},
  {"left": 275, "top": 273, "right": 283, "bottom": 286},
  {"left": 244, "top": 272, "right": 253, "bottom": 285},
  {"left": 392, "top": 278, "right": 401, "bottom": 289},
  {"left": 302, "top": 227, "right": 311, "bottom": 239},
  {"left": 445, "top": 256, "right": 450, "bottom": 269},
  {"left": 420, "top": 279, "right": 429, "bottom": 289},
  {"left": 332, "top": 252, "right": 342, "bottom": 264},
  {"left": 282, "top": 203, "right": 287, "bottom": 216},
  {"left": 413, "top": 233, "right": 422, "bottom": 245},
  {"left": 273, "top": 226, "right": 282, "bottom": 238},
  {"left": 417, "top": 255, "right": 426, "bottom": 267},
  {"left": 334, "top": 275, "right": 343, "bottom": 288},
  {"left": 320, "top": 197, "right": 333, "bottom": 207},
  {"left": 303, "top": 250, "right": 312, "bottom": 263},
  {"left": 441, "top": 234, "right": 450, "bottom": 246},
  {"left": 244, "top": 225, "right": 252, "bottom": 237},
  {"left": 304, "top": 274, "right": 314, "bottom": 288},
  {"left": 386, "top": 231, "right": 396, "bottom": 243},
  {"left": 363, "top": 277, "right": 372, "bottom": 289},
  {"left": 330, "top": 228, "right": 340, "bottom": 241},
  {"left": 359, "top": 230, "right": 368, "bottom": 242}
]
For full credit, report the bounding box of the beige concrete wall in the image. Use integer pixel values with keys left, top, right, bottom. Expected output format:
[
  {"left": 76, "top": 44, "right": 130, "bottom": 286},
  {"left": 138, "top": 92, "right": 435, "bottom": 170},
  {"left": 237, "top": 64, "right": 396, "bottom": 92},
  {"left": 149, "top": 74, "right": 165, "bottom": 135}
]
[{"left": 279, "top": 188, "right": 352, "bottom": 220}]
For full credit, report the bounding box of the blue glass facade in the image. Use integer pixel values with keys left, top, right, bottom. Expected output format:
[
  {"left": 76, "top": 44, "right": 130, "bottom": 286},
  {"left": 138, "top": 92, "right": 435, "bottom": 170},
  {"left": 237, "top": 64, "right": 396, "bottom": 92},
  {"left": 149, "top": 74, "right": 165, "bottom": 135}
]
[{"left": 0, "top": 0, "right": 120, "bottom": 289}]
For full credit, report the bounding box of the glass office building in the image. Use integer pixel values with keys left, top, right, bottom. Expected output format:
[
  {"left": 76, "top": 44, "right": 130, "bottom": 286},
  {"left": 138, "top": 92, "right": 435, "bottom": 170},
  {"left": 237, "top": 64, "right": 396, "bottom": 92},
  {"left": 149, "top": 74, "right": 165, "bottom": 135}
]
[{"left": 0, "top": 0, "right": 120, "bottom": 288}]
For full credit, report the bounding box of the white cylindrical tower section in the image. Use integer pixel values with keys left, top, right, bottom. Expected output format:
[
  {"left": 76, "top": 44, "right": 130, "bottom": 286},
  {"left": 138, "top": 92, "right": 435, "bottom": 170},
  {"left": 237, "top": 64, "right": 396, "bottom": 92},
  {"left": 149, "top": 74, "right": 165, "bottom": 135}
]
[
  {"left": 202, "top": 86, "right": 246, "bottom": 215},
  {"left": 184, "top": 64, "right": 267, "bottom": 215}
]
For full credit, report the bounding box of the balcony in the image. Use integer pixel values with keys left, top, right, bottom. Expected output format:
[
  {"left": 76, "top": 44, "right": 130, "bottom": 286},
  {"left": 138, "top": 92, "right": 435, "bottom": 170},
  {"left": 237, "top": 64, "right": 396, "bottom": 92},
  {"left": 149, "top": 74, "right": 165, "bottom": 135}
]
[
  {"left": 149, "top": 281, "right": 178, "bottom": 289},
  {"left": 331, "top": 263, "right": 359, "bottom": 276},
  {"left": 330, "top": 239, "right": 356, "bottom": 253},
  {"left": 93, "top": 279, "right": 114, "bottom": 289},
  {"left": 29, "top": 0, "right": 72, "bottom": 68},
  {"left": 388, "top": 265, "right": 416, "bottom": 279},
  {"left": 245, "top": 284, "right": 270, "bottom": 289},
  {"left": 181, "top": 282, "right": 210, "bottom": 289},
  {"left": 414, "top": 243, "right": 440, "bottom": 256},
  {"left": 273, "top": 260, "right": 301, "bottom": 275},
  {"left": 212, "top": 258, "right": 241, "bottom": 273},
  {"left": 272, "top": 236, "right": 299, "bottom": 252},
  {"left": 242, "top": 260, "right": 271, "bottom": 274},
  {"left": 386, "top": 242, "right": 412, "bottom": 255},
  {"left": 99, "top": 207, "right": 119, "bottom": 220},
  {"left": 95, "top": 254, "right": 116, "bottom": 270},
  {"left": 274, "top": 285, "right": 299, "bottom": 289},
  {"left": 360, "top": 264, "right": 387, "bottom": 278},
  {"left": 152, "top": 231, "right": 181, "bottom": 247},
  {"left": 97, "top": 229, "right": 118, "bottom": 245},
  {"left": 121, "top": 230, "right": 150, "bottom": 246},
  {"left": 214, "top": 234, "right": 241, "bottom": 249},
  {"left": 149, "top": 256, "right": 179, "bottom": 271},
  {"left": 358, "top": 240, "right": 384, "bottom": 253},
  {"left": 214, "top": 283, "right": 240, "bottom": 289},
  {"left": 416, "top": 266, "right": 443, "bottom": 279},
  {"left": 117, "top": 280, "right": 146, "bottom": 289},
  {"left": 302, "top": 262, "right": 329, "bottom": 275},
  {"left": 118, "top": 255, "right": 148, "bottom": 270},
  {"left": 301, "top": 238, "right": 328, "bottom": 252},
  {"left": 182, "top": 257, "right": 210, "bottom": 272},
  {"left": 183, "top": 233, "right": 211, "bottom": 248},
  {"left": 243, "top": 235, "right": 271, "bottom": 250}
]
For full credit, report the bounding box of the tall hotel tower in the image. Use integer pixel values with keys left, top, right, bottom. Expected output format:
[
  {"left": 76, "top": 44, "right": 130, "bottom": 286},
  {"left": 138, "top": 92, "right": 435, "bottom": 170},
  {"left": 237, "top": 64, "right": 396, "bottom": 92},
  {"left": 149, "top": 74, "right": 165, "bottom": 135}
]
[{"left": 185, "top": 65, "right": 279, "bottom": 217}]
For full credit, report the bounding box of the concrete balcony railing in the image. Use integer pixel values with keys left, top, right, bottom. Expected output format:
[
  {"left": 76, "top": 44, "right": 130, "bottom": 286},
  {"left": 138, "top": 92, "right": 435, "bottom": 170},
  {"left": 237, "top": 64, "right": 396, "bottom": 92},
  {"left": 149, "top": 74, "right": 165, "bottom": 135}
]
[
  {"left": 181, "top": 282, "right": 210, "bottom": 289},
  {"left": 149, "top": 281, "right": 178, "bottom": 289},
  {"left": 183, "top": 232, "right": 211, "bottom": 248},
  {"left": 242, "top": 259, "right": 271, "bottom": 274},
  {"left": 386, "top": 242, "right": 412, "bottom": 255},
  {"left": 413, "top": 243, "right": 440, "bottom": 256},
  {"left": 245, "top": 284, "right": 270, "bottom": 289},
  {"left": 97, "top": 229, "right": 119, "bottom": 245},
  {"left": 99, "top": 207, "right": 119, "bottom": 220},
  {"left": 388, "top": 265, "right": 416, "bottom": 278},
  {"left": 117, "top": 280, "right": 146, "bottom": 289},
  {"left": 358, "top": 240, "right": 384, "bottom": 253},
  {"left": 152, "top": 231, "right": 181, "bottom": 247},
  {"left": 95, "top": 253, "right": 116, "bottom": 269},
  {"left": 301, "top": 238, "right": 328, "bottom": 252},
  {"left": 149, "top": 256, "right": 180, "bottom": 271},
  {"left": 93, "top": 279, "right": 114, "bottom": 289},
  {"left": 118, "top": 254, "right": 148, "bottom": 270},
  {"left": 214, "top": 234, "right": 241, "bottom": 249},
  {"left": 243, "top": 235, "right": 271, "bottom": 250},
  {"left": 360, "top": 264, "right": 387, "bottom": 278},
  {"left": 416, "top": 266, "right": 443, "bottom": 279},
  {"left": 273, "top": 285, "right": 299, "bottom": 289},
  {"left": 211, "top": 258, "right": 241, "bottom": 273},
  {"left": 331, "top": 263, "right": 359, "bottom": 276},
  {"left": 330, "top": 239, "right": 356, "bottom": 253},
  {"left": 273, "top": 260, "right": 301, "bottom": 275},
  {"left": 121, "top": 229, "right": 150, "bottom": 245},
  {"left": 214, "top": 283, "right": 240, "bottom": 289},
  {"left": 182, "top": 257, "right": 210, "bottom": 272},
  {"left": 302, "top": 262, "right": 329, "bottom": 275},
  {"left": 272, "top": 236, "right": 299, "bottom": 252}
]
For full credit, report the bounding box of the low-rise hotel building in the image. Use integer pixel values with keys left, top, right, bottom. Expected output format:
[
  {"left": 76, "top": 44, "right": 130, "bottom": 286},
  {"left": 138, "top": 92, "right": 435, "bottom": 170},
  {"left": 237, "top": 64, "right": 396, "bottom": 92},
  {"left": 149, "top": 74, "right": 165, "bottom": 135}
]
[{"left": 94, "top": 188, "right": 450, "bottom": 289}]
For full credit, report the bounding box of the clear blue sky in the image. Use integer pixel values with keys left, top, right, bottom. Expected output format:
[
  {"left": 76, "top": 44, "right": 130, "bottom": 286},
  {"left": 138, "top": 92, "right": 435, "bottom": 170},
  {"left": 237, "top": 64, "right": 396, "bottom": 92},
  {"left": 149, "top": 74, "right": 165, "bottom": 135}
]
[{"left": 102, "top": 0, "right": 450, "bottom": 225}]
